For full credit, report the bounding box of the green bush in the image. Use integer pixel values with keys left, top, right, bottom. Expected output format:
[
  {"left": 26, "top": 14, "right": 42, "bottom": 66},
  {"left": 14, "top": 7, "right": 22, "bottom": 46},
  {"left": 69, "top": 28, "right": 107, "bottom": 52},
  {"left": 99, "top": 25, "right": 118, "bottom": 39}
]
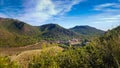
[{"left": 0, "top": 56, "right": 19, "bottom": 68}]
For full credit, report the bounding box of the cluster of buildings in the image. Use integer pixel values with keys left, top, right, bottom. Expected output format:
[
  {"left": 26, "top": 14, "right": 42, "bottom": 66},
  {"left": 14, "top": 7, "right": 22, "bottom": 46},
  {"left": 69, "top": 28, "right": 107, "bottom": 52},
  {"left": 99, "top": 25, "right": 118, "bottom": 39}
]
[{"left": 57, "top": 38, "right": 81, "bottom": 45}]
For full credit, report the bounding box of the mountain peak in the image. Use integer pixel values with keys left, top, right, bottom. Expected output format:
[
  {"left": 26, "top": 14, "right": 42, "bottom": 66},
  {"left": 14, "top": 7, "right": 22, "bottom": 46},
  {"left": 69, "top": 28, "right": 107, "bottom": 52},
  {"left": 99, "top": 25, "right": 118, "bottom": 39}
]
[
  {"left": 72, "top": 25, "right": 96, "bottom": 29},
  {"left": 0, "top": 18, "right": 39, "bottom": 35},
  {"left": 39, "top": 23, "right": 80, "bottom": 40},
  {"left": 39, "top": 23, "right": 62, "bottom": 31},
  {"left": 70, "top": 25, "right": 105, "bottom": 37}
]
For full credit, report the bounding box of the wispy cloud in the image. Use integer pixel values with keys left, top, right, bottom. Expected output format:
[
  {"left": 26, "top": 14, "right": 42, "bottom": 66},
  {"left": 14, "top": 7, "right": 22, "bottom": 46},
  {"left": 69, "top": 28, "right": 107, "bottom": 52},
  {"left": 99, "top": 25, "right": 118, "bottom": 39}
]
[
  {"left": 93, "top": 3, "right": 120, "bottom": 12},
  {"left": 0, "top": 0, "right": 83, "bottom": 25},
  {"left": 52, "top": 12, "right": 120, "bottom": 30},
  {"left": 52, "top": 0, "right": 82, "bottom": 15},
  {"left": 89, "top": 2, "right": 120, "bottom": 30},
  {"left": 85, "top": 12, "right": 120, "bottom": 30}
]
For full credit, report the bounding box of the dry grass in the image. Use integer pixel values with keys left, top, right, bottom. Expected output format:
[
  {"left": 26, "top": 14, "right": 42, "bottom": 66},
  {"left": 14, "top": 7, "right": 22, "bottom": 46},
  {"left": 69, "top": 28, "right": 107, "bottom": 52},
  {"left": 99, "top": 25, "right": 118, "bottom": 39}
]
[
  {"left": 0, "top": 42, "right": 42, "bottom": 56},
  {"left": 10, "top": 46, "right": 63, "bottom": 68},
  {"left": 0, "top": 42, "right": 63, "bottom": 68}
]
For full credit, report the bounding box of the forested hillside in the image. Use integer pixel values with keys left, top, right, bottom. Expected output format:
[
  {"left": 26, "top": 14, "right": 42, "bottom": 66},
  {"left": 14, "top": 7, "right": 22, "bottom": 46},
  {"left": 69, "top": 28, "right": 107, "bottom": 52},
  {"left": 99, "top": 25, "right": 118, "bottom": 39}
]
[
  {"left": 39, "top": 24, "right": 80, "bottom": 40},
  {"left": 0, "top": 18, "right": 106, "bottom": 47},
  {"left": 70, "top": 25, "right": 105, "bottom": 39},
  {"left": 0, "top": 18, "right": 40, "bottom": 47},
  {"left": 0, "top": 18, "right": 80, "bottom": 47}
]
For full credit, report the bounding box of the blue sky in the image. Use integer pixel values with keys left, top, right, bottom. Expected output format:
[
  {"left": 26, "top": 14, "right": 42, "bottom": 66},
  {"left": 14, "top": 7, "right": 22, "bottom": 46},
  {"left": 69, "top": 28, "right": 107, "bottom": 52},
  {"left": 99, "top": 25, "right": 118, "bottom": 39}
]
[{"left": 0, "top": 0, "right": 120, "bottom": 30}]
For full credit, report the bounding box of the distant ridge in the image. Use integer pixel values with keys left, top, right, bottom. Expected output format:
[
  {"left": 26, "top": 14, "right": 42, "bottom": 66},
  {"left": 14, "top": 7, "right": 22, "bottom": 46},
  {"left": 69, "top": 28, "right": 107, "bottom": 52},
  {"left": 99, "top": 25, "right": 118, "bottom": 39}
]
[
  {"left": 0, "top": 17, "right": 105, "bottom": 47},
  {"left": 70, "top": 25, "right": 105, "bottom": 39}
]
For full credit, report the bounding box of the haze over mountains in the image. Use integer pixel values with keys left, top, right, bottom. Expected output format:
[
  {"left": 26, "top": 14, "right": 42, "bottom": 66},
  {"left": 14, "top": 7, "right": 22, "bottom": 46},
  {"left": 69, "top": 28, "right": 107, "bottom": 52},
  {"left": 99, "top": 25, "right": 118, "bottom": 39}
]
[{"left": 0, "top": 17, "right": 105, "bottom": 47}]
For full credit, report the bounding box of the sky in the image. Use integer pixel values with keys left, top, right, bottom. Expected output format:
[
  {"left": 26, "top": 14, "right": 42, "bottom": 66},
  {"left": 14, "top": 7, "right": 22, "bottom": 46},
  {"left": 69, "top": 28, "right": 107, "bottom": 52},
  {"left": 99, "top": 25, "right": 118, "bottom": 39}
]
[{"left": 0, "top": 0, "right": 120, "bottom": 30}]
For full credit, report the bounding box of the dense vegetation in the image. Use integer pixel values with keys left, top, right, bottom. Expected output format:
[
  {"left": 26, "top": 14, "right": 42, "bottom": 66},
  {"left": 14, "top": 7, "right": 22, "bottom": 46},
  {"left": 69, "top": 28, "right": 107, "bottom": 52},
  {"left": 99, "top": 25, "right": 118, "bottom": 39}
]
[
  {"left": 27, "top": 26, "right": 120, "bottom": 68},
  {"left": 0, "top": 57, "right": 19, "bottom": 68}
]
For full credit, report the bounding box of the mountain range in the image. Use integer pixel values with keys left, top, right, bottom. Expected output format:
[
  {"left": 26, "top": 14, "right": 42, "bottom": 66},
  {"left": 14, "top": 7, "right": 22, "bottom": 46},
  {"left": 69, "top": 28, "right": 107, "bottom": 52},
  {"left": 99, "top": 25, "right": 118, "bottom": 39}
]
[{"left": 0, "top": 18, "right": 104, "bottom": 47}]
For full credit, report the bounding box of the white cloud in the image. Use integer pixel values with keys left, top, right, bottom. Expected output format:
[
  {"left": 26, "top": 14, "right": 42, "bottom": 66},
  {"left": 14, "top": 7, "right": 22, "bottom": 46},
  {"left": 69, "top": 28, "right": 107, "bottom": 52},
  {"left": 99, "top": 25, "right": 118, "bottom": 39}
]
[
  {"left": 94, "top": 3, "right": 120, "bottom": 11},
  {"left": 53, "top": 12, "right": 120, "bottom": 30},
  {"left": 0, "top": 0, "right": 83, "bottom": 25},
  {"left": 85, "top": 13, "right": 120, "bottom": 30},
  {"left": 17, "top": 0, "right": 56, "bottom": 25},
  {"left": 94, "top": 3, "right": 115, "bottom": 10},
  {"left": 92, "top": 3, "right": 120, "bottom": 30},
  {"left": 47, "top": 14, "right": 119, "bottom": 30},
  {"left": 93, "top": 3, "right": 120, "bottom": 28},
  {"left": 53, "top": 0, "right": 83, "bottom": 15}
]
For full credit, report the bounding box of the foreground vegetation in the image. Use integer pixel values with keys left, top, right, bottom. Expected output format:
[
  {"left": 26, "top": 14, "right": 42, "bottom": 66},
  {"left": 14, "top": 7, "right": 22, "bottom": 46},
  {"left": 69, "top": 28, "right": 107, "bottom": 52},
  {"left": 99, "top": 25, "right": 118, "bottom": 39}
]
[
  {"left": 0, "top": 57, "right": 19, "bottom": 68},
  {"left": 28, "top": 26, "right": 120, "bottom": 68},
  {"left": 0, "top": 24, "right": 119, "bottom": 68}
]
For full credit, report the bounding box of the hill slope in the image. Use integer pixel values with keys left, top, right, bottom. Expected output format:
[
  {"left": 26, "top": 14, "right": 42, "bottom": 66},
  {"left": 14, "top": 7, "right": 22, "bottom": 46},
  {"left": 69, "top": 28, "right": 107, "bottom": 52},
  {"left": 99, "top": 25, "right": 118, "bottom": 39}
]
[
  {"left": 0, "top": 17, "right": 106, "bottom": 47},
  {"left": 0, "top": 18, "right": 40, "bottom": 47},
  {"left": 0, "top": 18, "right": 40, "bottom": 35},
  {"left": 39, "top": 24, "right": 80, "bottom": 40},
  {"left": 98, "top": 25, "right": 120, "bottom": 45},
  {"left": 70, "top": 25, "right": 105, "bottom": 39},
  {"left": 90, "top": 26, "right": 120, "bottom": 67},
  {"left": 0, "top": 18, "right": 80, "bottom": 47}
]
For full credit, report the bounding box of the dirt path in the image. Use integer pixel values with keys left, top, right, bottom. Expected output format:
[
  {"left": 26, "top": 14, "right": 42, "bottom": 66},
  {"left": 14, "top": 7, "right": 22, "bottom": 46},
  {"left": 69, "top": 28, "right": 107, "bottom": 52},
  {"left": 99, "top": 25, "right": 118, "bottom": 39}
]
[{"left": 0, "top": 42, "right": 42, "bottom": 56}]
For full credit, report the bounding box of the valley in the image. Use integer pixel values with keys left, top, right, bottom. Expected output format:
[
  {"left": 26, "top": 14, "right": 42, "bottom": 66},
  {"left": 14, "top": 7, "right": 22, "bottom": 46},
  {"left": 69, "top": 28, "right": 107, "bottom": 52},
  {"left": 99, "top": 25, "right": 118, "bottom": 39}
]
[
  {"left": 0, "top": 0, "right": 120, "bottom": 68},
  {"left": 0, "top": 18, "right": 119, "bottom": 68}
]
